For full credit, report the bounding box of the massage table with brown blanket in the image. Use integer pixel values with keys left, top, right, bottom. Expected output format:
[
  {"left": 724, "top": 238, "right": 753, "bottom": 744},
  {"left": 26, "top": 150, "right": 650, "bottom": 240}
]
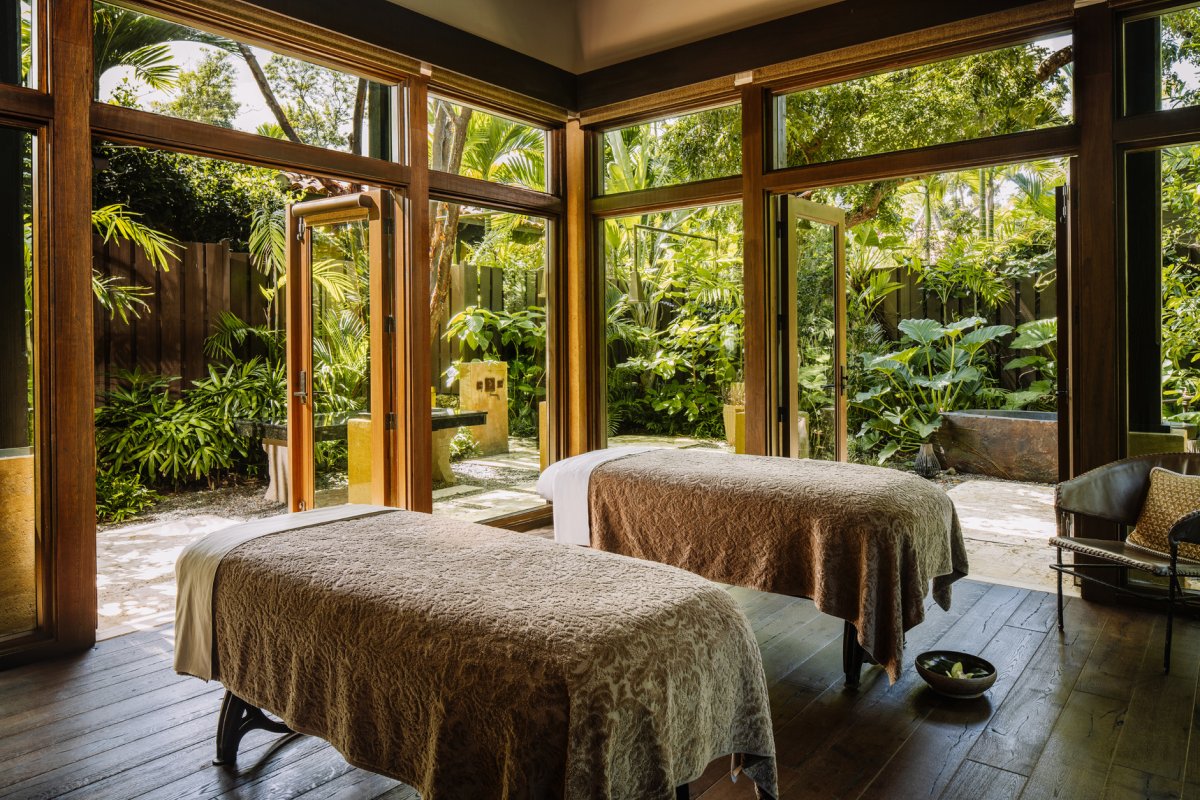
[
  {"left": 175, "top": 506, "right": 778, "bottom": 800},
  {"left": 537, "top": 448, "right": 969, "bottom": 685}
]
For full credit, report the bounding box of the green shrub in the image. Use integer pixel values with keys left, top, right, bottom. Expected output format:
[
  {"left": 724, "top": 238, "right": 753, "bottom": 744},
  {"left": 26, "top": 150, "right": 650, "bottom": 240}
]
[
  {"left": 449, "top": 427, "right": 480, "bottom": 461},
  {"left": 96, "top": 469, "right": 160, "bottom": 524}
]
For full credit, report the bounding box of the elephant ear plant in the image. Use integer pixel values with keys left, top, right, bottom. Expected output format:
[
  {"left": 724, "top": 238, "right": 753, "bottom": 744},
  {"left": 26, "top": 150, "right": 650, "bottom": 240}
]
[{"left": 852, "top": 316, "right": 1011, "bottom": 465}]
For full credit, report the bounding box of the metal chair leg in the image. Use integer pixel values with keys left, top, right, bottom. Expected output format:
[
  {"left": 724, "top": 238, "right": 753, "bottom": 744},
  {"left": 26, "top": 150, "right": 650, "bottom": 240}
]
[
  {"left": 1056, "top": 546, "right": 1065, "bottom": 632},
  {"left": 1166, "top": 547, "right": 1178, "bottom": 675}
]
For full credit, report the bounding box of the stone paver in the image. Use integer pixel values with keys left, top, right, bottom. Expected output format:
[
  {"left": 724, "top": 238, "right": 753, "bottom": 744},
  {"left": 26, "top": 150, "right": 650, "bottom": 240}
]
[{"left": 947, "top": 479, "right": 1069, "bottom": 596}]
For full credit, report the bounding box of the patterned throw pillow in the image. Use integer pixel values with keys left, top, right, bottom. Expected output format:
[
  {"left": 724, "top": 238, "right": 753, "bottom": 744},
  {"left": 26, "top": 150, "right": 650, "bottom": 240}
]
[{"left": 1127, "top": 467, "right": 1200, "bottom": 562}]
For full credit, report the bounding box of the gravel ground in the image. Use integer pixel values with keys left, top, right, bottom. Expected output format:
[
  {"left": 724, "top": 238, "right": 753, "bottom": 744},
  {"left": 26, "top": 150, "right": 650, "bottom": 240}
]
[{"left": 99, "top": 477, "right": 285, "bottom": 534}]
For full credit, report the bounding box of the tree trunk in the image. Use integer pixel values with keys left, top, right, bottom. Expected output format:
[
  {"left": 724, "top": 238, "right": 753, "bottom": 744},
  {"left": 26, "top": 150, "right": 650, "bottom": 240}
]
[
  {"left": 349, "top": 78, "right": 367, "bottom": 156},
  {"left": 428, "top": 103, "right": 474, "bottom": 339},
  {"left": 237, "top": 44, "right": 301, "bottom": 144}
]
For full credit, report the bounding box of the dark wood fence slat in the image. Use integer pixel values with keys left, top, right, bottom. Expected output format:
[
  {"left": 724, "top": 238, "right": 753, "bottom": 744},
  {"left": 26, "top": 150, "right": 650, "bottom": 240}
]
[
  {"left": 158, "top": 244, "right": 183, "bottom": 383},
  {"left": 133, "top": 245, "right": 157, "bottom": 376}
]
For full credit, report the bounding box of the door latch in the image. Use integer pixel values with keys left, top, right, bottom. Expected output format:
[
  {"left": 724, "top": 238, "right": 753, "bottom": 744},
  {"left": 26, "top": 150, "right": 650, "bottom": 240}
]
[{"left": 293, "top": 369, "right": 308, "bottom": 404}]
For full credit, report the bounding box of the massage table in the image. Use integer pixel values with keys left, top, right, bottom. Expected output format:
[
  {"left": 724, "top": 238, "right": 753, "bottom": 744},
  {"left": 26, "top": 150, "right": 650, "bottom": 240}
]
[
  {"left": 537, "top": 447, "right": 969, "bottom": 686},
  {"left": 175, "top": 506, "right": 778, "bottom": 800}
]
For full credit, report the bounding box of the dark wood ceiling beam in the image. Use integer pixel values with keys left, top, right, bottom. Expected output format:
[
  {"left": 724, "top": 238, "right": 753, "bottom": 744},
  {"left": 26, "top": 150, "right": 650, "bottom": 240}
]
[{"left": 575, "top": 0, "right": 1059, "bottom": 109}]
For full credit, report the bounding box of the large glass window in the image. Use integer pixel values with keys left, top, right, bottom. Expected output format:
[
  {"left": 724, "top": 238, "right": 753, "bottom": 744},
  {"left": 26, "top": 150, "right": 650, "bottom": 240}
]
[
  {"left": 429, "top": 201, "right": 549, "bottom": 521},
  {"left": 601, "top": 104, "right": 741, "bottom": 194},
  {"left": 1125, "top": 143, "right": 1200, "bottom": 457},
  {"left": 3, "top": 1, "right": 34, "bottom": 88},
  {"left": 1124, "top": 6, "right": 1200, "bottom": 113},
  {"left": 774, "top": 37, "right": 1073, "bottom": 168},
  {"left": 428, "top": 95, "right": 547, "bottom": 192},
  {"left": 93, "top": 3, "right": 396, "bottom": 159},
  {"left": 603, "top": 203, "right": 744, "bottom": 450},
  {"left": 0, "top": 127, "right": 35, "bottom": 639}
]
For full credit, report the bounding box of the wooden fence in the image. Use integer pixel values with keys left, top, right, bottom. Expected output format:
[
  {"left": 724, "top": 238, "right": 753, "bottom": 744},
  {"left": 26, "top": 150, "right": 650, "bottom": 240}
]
[
  {"left": 431, "top": 263, "right": 544, "bottom": 389},
  {"left": 93, "top": 237, "right": 268, "bottom": 398}
]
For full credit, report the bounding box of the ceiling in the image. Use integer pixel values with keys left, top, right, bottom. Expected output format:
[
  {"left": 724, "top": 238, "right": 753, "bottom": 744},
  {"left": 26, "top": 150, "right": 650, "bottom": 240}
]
[{"left": 385, "top": 0, "right": 842, "bottom": 73}]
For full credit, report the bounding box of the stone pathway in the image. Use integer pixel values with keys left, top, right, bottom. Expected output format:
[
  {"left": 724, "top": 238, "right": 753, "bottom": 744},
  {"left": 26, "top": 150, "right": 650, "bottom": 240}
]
[{"left": 947, "top": 478, "right": 1069, "bottom": 596}]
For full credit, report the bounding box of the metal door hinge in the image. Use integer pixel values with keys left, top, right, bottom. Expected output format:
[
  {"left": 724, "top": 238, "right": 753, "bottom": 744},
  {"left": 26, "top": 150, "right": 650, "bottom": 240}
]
[
  {"left": 386, "top": 412, "right": 397, "bottom": 430},
  {"left": 384, "top": 315, "right": 396, "bottom": 333},
  {"left": 296, "top": 218, "right": 306, "bottom": 242}
]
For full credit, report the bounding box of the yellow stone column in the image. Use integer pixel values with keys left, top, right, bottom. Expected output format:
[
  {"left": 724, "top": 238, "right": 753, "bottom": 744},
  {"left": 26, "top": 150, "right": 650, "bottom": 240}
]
[
  {"left": 0, "top": 448, "right": 36, "bottom": 635},
  {"left": 458, "top": 361, "right": 509, "bottom": 456}
]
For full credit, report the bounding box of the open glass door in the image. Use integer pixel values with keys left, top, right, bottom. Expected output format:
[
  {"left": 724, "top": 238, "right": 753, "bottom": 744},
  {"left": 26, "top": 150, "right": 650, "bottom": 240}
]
[
  {"left": 774, "top": 195, "right": 848, "bottom": 461},
  {"left": 286, "top": 191, "right": 394, "bottom": 511}
]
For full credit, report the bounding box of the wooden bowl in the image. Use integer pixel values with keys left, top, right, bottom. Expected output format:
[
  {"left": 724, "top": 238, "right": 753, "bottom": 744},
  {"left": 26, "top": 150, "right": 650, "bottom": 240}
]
[{"left": 915, "top": 650, "right": 997, "bottom": 699}]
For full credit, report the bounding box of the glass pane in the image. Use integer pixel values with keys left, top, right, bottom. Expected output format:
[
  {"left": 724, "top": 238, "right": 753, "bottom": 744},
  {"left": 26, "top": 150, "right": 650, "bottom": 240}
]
[
  {"left": 93, "top": 141, "right": 355, "bottom": 632},
  {"left": 604, "top": 203, "right": 744, "bottom": 450},
  {"left": 428, "top": 96, "right": 547, "bottom": 192},
  {"left": 805, "top": 160, "right": 1064, "bottom": 472},
  {"left": 1125, "top": 8, "right": 1200, "bottom": 113},
  {"left": 1125, "top": 143, "right": 1200, "bottom": 457},
  {"left": 93, "top": 2, "right": 396, "bottom": 159},
  {"left": 0, "top": 127, "right": 35, "bottom": 638},
  {"left": 309, "top": 219, "right": 372, "bottom": 509},
  {"left": 2, "top": 1, "right": 34, "bottom": 88},
  {"left": 601, "top": 104, "right": 740, "bottom": 194},
  {"left": 430, "top": 202, "right": 549, "bottom": 521},
  {"left": 775, "top": 37, "right": 1073, "bottom": 168},
  {"left": 794, "top": 216, "right": 839, "bottom": 461}
]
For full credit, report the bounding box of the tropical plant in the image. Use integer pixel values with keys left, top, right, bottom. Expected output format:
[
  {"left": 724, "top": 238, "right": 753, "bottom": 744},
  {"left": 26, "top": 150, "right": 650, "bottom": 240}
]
[
  {"left": 1004, "top": 318, "right": 1058, "bottom": 411},
  {"left": 852, "top": 317, "right": 1012, "bottom": 463},
  {"left": 96, "top": 469, "right": 160, "bottom": 524},
  {"left": 93, "top": 2, "right": 234, "bottom": 96},
  {"left": 90, "top": 203, "right": 180, "bottom": 322}
]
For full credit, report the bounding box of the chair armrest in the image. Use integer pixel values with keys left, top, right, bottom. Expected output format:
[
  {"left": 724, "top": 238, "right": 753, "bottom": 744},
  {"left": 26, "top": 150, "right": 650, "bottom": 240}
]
[{"left": 1169, "top": 510, "right": 1200, "bottom": 548}]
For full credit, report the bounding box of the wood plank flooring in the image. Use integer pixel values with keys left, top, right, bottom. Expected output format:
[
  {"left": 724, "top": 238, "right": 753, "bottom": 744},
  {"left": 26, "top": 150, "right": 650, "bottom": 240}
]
[{"left": 1, "top": 580, "right": 1197, "bottom": 799}]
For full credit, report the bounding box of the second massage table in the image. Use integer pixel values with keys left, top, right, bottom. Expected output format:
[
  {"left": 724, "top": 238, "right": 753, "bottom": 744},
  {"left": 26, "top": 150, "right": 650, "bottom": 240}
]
[{"left": 538, "top": 448, "right": 969, "bottom": 685}]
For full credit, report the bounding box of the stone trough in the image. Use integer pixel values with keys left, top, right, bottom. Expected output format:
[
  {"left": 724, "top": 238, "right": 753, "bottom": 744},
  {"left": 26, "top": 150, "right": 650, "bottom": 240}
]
[{"left": 934, "top": 410, "right": 1058, "bottom": 483}]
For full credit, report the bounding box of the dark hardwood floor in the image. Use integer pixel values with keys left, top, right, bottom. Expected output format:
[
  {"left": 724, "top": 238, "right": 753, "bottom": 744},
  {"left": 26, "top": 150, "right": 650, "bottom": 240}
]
[{"left": 0, "top": 579, "right": 1196, "bottom": 799}]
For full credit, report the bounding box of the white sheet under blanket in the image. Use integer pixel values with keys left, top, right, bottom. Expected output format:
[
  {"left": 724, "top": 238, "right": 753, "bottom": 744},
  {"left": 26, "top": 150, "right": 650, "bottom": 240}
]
[
  {"left": 536, "top": 446, "right": 658, "bottom": 546},
  {"left": 174, "top": 504, "right": 394, "bottom": 681}
]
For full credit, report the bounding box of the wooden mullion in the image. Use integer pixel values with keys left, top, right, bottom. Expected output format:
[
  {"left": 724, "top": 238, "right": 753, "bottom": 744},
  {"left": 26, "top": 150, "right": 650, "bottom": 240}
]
[
  {"left": 365, "top": 191, "right": 389, "bottom": 506},
  {"left": 564, "top": 118, "right": 600, "bottom": 455},
  {"left": 1071, "top": 4, "right": 1122, "bottom": 603},
  {"left": 4, "top": 0, "right": 99, "bottom": 666},
  {"left": 590, "top": 175, "right": 743, "bottom": 218},
  {"left": 741, "top": 84, "right": 769, "bottom": 457},
  {"left": 398, "top": 78, "right": 432, "bottom": 511},
  {"left": 1114, "top": 105, "right": 1200, "bottom": 150},
  {"left": 428, "top": 170, "right": 562, "bottom": 216},
  {"left": 90, "top": 103, "right": 410, "bottom": 188},
  {"left": 0, "top": 83, "right": 51, "bottom": 126},
  {"left": 763, "top": 126, "right": 1079, "bottom": 194}
]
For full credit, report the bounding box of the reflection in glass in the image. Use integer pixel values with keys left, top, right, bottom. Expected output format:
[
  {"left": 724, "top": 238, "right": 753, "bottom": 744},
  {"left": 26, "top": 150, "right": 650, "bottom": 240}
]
[
  {"left": 428, "top": 96, "right": 547, "bottom": 192},
  {"left": 4, "top": 0, "right": 35, "bottom": 89},
  {"left": 307, "top": 220, "right": 372, "bottom": 508},
  {"left": 430, "top": 202, "right": 548, "bottom": 520},
  {"left": 603, "top": 203, "right": 744, "bottom": 450},
  {"left": 775, "top": 38, "right": 1073, "bottom": 168},
  {"left": 601, "top": 104, "right": 740, "bottom": 194},
  {"left": 93, "top": 2, "right": 395, "bottom": 159},
  {"left": 794, "top": 217, "right": 840, "bottom": 461},
  {"left": 0, "top": 127, "right": 35, "bottom": 638}
]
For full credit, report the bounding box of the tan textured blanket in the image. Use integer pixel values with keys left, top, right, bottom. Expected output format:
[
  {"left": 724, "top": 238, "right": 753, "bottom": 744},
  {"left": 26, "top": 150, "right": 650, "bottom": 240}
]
[
  {"left": 588, "top": 450, "right": 969, "bottom": 682},
  {"left": 209, "top": 509, "right": 777, "bottom": 799}
]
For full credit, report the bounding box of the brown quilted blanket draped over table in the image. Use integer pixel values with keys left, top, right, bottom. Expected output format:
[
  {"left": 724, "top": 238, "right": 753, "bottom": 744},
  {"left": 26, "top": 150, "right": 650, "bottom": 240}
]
[
  {"left": 211, "top": 510, "right": 777, "bottom": 800},
  {"left": 588, "top": 450, "right": 969, "bottom": 682}
]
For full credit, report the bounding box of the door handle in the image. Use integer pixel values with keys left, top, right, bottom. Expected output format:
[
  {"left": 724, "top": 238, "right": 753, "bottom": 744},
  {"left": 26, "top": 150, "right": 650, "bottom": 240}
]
[{"left": 293, "top": 370, "right": 308, "bottom": 405}]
